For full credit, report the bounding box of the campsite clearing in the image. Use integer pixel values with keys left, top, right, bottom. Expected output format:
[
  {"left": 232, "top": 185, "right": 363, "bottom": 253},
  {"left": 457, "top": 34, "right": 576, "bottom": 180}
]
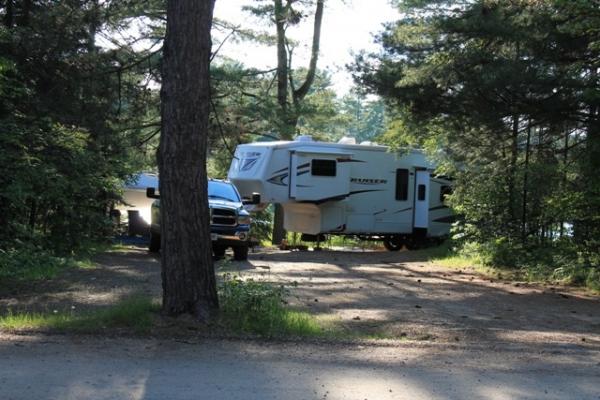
[{"left": 1, "top": 247, "right": 598, "bottom": 347}]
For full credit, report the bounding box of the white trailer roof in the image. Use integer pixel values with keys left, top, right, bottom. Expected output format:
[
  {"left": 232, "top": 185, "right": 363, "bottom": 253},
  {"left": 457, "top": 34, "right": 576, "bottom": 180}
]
[
  {"left": 293, "top": 146, "right": 355, "bottom": 155},
  {"left": 240, "top": 139, "right": 388, "bottom": 153}
]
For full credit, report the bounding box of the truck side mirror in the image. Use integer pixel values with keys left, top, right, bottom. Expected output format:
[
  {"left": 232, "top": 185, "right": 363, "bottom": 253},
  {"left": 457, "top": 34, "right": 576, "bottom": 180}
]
[
  {"left": 243, "top": 193, "right": 261, "bottom": 205},
  {"left": 146, "top": 187, "right": 160, "bottom": 199}
]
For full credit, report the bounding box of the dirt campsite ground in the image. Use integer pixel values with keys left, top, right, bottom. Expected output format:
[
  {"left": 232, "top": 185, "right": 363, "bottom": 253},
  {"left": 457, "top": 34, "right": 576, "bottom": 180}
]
[{"left": 1, "top": 246, "right": 599, "bottom": 348}]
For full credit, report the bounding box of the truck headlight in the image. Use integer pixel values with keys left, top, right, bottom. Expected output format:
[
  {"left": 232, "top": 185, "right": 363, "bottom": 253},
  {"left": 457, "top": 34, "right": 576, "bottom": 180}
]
[{"left": 237, "top": 215, "right": 251, "bottom": 225}]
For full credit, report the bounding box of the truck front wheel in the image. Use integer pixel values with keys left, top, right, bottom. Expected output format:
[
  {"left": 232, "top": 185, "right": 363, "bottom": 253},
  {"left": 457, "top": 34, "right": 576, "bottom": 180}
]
[
  {"left": 213, "top": 244, "right": 227, "bottom": 259},
  {"left": 149, "top": 231, "right": 161, "bottom": 253},
  {"left": 233, "top": 245, "right": 249, "bottom": 261}
]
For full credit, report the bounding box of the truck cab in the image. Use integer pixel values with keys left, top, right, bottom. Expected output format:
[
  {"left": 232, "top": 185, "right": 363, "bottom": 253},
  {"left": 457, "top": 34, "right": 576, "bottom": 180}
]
[{"left": 148, "top": 179, "right": 254, "bottom": 261}]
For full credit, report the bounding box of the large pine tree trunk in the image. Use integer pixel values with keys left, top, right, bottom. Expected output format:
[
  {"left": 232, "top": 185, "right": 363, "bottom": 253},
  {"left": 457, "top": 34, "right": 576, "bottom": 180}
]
[{"left": 158, "top": 0, "right": 218, "bottom": 320}]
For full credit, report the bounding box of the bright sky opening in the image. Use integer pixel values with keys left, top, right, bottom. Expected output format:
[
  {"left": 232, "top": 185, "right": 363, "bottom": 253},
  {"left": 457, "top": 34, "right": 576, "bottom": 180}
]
[{"left": 213, "top": 0, "right": 399, "bottom": 95}]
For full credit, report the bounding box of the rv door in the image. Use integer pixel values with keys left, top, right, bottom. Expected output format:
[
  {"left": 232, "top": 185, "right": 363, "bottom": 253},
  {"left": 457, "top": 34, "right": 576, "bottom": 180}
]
[
  {"left": 413, "top": 169, "right": 430, "bottom": 234},
  {"left": 289, "top": 151, "right": 351, "bottom": 202}
]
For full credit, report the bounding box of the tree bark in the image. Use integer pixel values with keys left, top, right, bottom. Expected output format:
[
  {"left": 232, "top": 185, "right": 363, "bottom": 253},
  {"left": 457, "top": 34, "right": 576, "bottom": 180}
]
[
  {"left": 559, "top": 127, "right": 569, "bottom": 237},
  {"left": 274, "top": 0, "right": 289, "bottom": 134},
  {"left": 20, "top": 0, "right": 31, "bottom": 27},
  {"left": 4, "top": 0, "right": 13, "bottom": 28},
  {"left": 521, "top": 122, "right": 531, "bottom": 243},
  {"left": 508, "top": 114, "right": 519, "bottom": 226},
  {"left": 272, "top": 0, "right": 290, "bottom": 245},
  {"left": 158, "top": 0, "right": 218, "bottom": 320},
  {"left": 292, "top": 0, "right": 324, "bottom": 103}
]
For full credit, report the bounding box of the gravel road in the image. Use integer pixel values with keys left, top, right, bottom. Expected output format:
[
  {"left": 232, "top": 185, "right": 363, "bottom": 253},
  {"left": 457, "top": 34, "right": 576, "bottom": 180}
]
[
  {"left": 1, "top": 247, "right": 600, "bottom": 399},
  {"left": 0, "top": 334, "right": 598, "bottom": 400}
]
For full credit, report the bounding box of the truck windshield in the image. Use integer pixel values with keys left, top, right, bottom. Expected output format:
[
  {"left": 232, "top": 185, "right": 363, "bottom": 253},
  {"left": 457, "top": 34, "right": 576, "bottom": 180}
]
[{"left": 208, "top": 181, "right": 240, "bottom": 202}]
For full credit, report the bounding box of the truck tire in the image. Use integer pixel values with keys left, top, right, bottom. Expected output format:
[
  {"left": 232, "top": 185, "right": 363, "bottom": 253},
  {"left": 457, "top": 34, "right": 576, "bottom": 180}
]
[
  {"left": 149, "top": 231, "right": 161, "bottom": 253},
  {"left": 213, "top": 244, "right": 226, "bottom": 259},
  {"left": 383, "top": 236, "right": 403, "bottom": 251},
  {"left": 233, "top": 245, "right": 249, "bottom": 261}
]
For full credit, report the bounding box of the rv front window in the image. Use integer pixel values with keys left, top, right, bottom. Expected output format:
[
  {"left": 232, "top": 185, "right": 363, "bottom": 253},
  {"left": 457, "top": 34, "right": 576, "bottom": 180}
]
[{"left": 311, "top": 159, "right": 336, "bottom": 176}]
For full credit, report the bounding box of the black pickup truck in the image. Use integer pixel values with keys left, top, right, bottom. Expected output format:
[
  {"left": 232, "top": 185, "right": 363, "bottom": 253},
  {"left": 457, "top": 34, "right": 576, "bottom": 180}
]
[{"left": 147, "top": 179, "right": 259, "bottom": 261}]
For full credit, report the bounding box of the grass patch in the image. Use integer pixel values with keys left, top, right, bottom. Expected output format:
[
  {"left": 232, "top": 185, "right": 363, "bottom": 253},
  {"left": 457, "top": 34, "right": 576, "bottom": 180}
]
[
  {"left": 0, "top": 296, "right": 160, "bottom": 334},
  {"left": 218, "top": 274, "right": 332, "bottom": 338},
  {"left": 217, "top": 275, "right": 414, "bottom": 340}
]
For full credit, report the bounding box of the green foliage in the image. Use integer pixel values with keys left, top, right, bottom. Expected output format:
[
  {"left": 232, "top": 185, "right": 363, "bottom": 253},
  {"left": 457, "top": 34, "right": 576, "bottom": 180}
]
[
  {"left": 0, "top": 1, "right": 160, "bottom": 253},
  {"left": 218, "top": 274, "right": 323, "bottom": 337},
  {"left": 355, "top": 0, "right": 600, "bottom": 274},
  {"left": 0, "top": 240, "right": 117, "bottom": 283},
  {"left": 0, "top": 243, "right": 71, "bottom": 281},
  {"left": 0, "top": 296, "right": 160, "bottom": 334},
  {"left": 250, "top": 206, "right": 274, "bottom": 244}
]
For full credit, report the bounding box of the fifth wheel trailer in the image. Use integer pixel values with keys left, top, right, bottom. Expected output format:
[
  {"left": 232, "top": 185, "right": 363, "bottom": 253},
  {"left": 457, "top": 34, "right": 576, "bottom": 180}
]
[{"left": 227, "top": 136, "right": 453, "bottom": 250}]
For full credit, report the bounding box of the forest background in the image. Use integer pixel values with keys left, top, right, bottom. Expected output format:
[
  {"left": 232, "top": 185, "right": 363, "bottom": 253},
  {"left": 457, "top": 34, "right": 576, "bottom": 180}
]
[{"left": 0, "top": 0, "right": 598, "bottom": 290}]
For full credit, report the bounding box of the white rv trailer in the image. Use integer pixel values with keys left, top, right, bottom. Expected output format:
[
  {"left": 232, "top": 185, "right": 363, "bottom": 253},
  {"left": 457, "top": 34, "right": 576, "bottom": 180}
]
[{"left": 228, "top": 136, "right": 453, "bottom": 250}]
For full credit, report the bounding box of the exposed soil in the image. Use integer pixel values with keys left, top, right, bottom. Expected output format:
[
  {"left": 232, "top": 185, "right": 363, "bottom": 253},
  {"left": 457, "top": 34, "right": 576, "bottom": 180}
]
[
  {"left": 0, "top": 248, "right": 162, "bottom": 315},
  {"left": 1, "top": 246, "right": 599, "bottom": 349},
  {"left": 240, "top": 249, "right": 600, "bottom": 346}
]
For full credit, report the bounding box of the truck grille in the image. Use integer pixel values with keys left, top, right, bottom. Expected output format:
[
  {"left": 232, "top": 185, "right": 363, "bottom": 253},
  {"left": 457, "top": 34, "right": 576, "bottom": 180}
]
[{"left": 211, "top": 208, "right": 237, "bottom": 226}]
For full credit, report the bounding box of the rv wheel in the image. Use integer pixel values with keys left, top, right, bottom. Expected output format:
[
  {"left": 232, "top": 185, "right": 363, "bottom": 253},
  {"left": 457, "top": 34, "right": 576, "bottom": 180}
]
[
  {"left": 383, "top": 236, "right": 403, "bottom": 251},
  {"left": 405, "top": 238, "right": 424, "bottom": 250}
]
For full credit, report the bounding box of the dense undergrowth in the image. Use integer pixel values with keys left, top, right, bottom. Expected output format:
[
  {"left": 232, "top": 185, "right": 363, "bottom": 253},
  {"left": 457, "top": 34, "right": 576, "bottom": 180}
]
[
  {"left": 427, "top": 240, "right": 600, "bottom": 292},
  {"left": 0, "top": 241, "right": 113, "bottom": 283}
]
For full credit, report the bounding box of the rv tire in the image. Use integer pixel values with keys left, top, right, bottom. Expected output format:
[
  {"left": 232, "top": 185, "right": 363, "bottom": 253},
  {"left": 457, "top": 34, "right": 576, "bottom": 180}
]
[
  {"left": 383, "top": 236, "right": 403, "bottom": 251},
  {"left": 405, "top": 238, "right": 424, "bottom": 250}
]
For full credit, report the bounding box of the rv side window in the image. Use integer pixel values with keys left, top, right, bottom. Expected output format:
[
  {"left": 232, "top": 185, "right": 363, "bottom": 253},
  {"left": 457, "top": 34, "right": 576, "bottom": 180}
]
[
  {"left": 311, "top": 159, "right": 336, "bottom": 176},
  {"left": 440, "top": 185, "right": 452, "bottom": 202},
  {"left": 395, "top": 169, "right": 409, "bottom": 201},
  {"left": 418, "top": 184, "right": 426, "bottom": 201}
]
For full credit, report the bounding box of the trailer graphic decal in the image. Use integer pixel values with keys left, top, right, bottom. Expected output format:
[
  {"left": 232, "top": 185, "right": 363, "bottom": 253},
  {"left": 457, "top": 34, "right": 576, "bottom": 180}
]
[
  {"left": 271, "top": 166, "right": 289, "bottom": 174},
  {"left": 337, "top": 159, "right": 365, "bottom": 163},
  {"left": 267, "top": 173, "right": 288, "bottom": 186},
  {"left": 350, "top": 178, "right": 388, "bottom": 185},
  {"left": 241, "top": 158, "right": 258, "bottom": 171},
  {"left": 433, "top": 215, "right": 456, "bottom": 224},
  {"left": 306, "top": 189, "right": 384, "bottom": 205},
  {"left": 429, "top": 205, "right": 450, "bottom": 211},
  {"left": 349, "top": 189, "right": 384, "bottom": 195},
  {"left": 329, "top": 224, "right": 346, "bottom": 232},
  {"left": 392, "top": 207, "right": 412, "bottom": 214}
]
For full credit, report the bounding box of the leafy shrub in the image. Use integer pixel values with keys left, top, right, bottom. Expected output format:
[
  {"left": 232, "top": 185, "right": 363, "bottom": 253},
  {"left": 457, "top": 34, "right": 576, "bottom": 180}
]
[
  {"left": 0, "top": 240, "right": 109, "bottom": 283},
  {"left": 455, "top": 238, "right": 600, "bottom": 291}
]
